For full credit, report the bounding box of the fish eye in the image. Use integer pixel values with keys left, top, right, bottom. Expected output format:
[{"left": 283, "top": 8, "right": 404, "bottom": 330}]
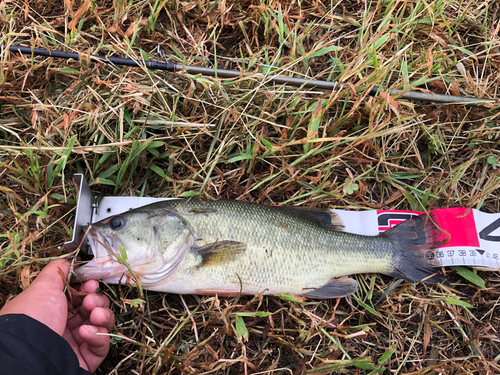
[{"left": 110, "top": 216, "right": 122, "bottom": 230}]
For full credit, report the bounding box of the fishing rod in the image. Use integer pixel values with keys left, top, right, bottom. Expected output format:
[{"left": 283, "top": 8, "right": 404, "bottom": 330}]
[{"left": 2, "top": 45, "right": 497, "bottom": 107}]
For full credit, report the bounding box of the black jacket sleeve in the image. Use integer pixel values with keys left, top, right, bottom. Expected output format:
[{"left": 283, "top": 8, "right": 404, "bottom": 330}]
[{"left": 0, "top": 314, "right": 92, "bottom": 375}]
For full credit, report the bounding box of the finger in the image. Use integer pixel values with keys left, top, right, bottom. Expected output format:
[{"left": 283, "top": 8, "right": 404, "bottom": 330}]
[
  {"left": 64, "top": 326, "right": 84, "bottom": 351},
  {"left": 68, "top": 306, "right": 114, "bottom": 346},
  {"left": 30, "top": 259, "right": 70, "bottom": 291},
  {"left": 89, "top": 307, "right": 115, "bottom": 332},
  {"left": 68, "top": 290, "right": 112, "bottom": 331},
  {"left": 79, "top": 280, "right": 99, "bottom": 293},
  {"left": 79, "top": 292, "right": 111, "bottom": 320},
  {"left": 70, "top": 280, "right": 100, "bottom": 307},
  {"left": 79, "top": 325, "right": 110, "bottom": 358},
  {"left": 66, "top": 309, "right": 86, "bottom": 333},
  {"left": 68, "top": 291, "right": 109, "bottom": 330}
]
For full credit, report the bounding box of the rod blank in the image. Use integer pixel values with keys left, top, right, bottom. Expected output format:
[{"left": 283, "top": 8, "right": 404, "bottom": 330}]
[{"left": 2, "top": 45, "right": 496, "bottom": 106}]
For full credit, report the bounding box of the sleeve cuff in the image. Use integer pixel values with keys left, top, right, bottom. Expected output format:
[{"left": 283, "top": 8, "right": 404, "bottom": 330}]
[{"left": 0, "top": 314, "right": 92, "bottom": 375}]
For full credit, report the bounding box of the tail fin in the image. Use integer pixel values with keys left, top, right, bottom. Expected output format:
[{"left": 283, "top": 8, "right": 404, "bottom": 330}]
[{"left": 383, "top": 212, "right": 447, "bottom": 284}]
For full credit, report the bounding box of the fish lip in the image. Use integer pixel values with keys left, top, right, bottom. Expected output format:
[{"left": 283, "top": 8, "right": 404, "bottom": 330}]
[
  {"left": 88, "top": 227, "right": 121, "bottom": 260},
  {"left": 72, "top": 226, "right": 127, "bottom": 282},
  {"left": 88, "top": 226, "right": 100, "bottom": 257}
]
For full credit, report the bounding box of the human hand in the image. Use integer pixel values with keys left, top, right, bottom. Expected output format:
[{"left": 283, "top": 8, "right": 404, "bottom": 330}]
[{"left": 0, "top": 259, "right": 115, "bottom": 372}]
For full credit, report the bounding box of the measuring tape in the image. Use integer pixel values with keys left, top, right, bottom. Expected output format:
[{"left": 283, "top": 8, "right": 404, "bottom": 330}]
[{"left": 333, "top": 207, "right": 500, "bottom": 269}]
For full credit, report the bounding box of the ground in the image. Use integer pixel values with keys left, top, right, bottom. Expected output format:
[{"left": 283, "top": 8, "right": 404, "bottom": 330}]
[{"left": 0, "top": 0, "right": 499, "bottom": 374}]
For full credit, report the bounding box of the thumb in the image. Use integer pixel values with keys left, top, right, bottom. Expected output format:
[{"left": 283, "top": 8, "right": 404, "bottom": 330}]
[{"left": 30, "top": 259, "right": 71, "bottom": 291}]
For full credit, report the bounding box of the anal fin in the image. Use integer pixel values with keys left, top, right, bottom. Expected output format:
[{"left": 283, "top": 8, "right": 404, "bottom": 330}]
[
  {"left": 193, "top": 241, "right": 246, "bottom": 268},
  {"left": 302, "top": 278, "right": 358, "bottom": 299}
]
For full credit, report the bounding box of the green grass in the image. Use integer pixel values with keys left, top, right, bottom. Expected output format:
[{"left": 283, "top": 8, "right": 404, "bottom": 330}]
[{"left": 1, "top": 0, "right": 500, "bottom": 374}]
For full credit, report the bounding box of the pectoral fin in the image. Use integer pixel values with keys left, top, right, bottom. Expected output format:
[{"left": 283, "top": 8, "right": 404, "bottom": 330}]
[
  {"left": 193, "top": 241, "right": 247, "bottom": 267},
  {"left": 302, "top": 278, "right": 358, "bottom": 299}
]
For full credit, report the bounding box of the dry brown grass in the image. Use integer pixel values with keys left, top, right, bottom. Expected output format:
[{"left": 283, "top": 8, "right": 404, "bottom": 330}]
[{"left": 1, "top": 0, "right": 500, "bottom": 374}]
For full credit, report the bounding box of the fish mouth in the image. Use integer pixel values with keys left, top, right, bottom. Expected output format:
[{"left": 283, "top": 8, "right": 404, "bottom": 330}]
[{"left": 72, "top": 227, "right": 129, "bottom": 283}]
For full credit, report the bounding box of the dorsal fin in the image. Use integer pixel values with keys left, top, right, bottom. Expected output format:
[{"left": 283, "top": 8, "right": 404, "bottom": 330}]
[
  {"left": 280, "top": 207, "right": 345, "bottom": 231},
  {"left": 193, "top": 241, "right": 247, "bottom": 268}
]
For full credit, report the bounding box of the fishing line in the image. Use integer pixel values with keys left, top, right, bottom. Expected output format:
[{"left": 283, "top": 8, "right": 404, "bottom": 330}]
[{"left": 1, "top": 45, "right": 497, "bottom": 107}]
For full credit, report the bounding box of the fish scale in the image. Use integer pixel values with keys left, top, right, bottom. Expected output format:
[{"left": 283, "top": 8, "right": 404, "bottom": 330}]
[{"left": 74, "top": 199, "right": 445, "bottom": 298}]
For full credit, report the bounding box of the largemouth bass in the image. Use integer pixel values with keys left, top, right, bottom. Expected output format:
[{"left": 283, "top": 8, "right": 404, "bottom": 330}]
[{"left": 73, "top": 200, "right": 445, "bottom": 298}]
